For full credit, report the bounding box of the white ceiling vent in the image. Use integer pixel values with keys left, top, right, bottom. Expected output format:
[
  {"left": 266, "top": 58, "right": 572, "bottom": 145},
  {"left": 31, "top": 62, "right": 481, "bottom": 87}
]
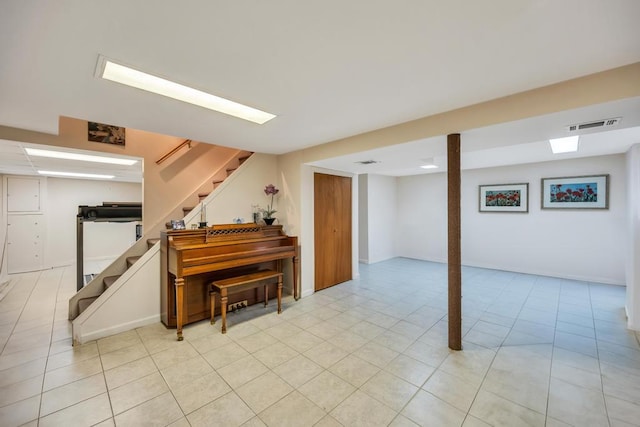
[{"left": 566, "top": 117, "right": 621, "bottom": 132}]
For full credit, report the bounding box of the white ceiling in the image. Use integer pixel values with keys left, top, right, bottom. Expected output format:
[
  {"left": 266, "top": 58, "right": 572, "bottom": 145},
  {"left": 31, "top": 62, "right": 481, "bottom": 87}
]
[{"left": 0, "top": 1, "right": 639, "bottom": 179}]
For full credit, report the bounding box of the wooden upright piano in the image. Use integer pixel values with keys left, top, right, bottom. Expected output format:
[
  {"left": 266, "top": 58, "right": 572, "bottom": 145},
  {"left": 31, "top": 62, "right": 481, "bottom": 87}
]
[{"left": 161, "top": 223, "right": 299, "bottom": 341}]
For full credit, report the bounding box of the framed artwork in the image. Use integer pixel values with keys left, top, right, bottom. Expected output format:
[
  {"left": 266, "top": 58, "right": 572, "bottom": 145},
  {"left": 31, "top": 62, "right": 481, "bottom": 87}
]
[
  {"left": 479, "top": 183, "right": 528, "bottom": 213},
  {"left": 170, "top": 219, "right": 186, "bottom": 230},
  {"left": 541, "top": 174, "right": 609, "bottom": 209},
  {"left": 88, "top": 121, "right": 126, "bottom": 146}
]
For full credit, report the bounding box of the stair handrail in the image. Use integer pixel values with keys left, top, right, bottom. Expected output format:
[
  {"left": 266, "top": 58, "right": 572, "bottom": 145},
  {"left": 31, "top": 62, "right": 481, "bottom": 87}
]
[{"left": 156, "top": 139, "right": 193, "bottom": 165}]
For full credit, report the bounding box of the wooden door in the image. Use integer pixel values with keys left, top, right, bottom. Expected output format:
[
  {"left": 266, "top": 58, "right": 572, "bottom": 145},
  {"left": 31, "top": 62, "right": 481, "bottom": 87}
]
[{"left": 314, "top": 173, "right": 352, "bottom": 291}]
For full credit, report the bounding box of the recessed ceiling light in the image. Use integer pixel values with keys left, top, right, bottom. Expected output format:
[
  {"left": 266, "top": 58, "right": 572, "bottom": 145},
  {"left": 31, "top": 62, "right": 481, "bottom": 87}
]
[
  {"left": 38, "top": 170, "right": 115, "bottom": 179},
  {"left": 420, "top": 158, "right": 438, "bottom": 169},
  {"left": 549, "top": 136, "right": 579, "bottom": 154},
  {"left": 95, "top": 55, "right": 276, "bottom": 125},
  {"left": 25, "top": 147, "right": 137, "bottom": 165}
]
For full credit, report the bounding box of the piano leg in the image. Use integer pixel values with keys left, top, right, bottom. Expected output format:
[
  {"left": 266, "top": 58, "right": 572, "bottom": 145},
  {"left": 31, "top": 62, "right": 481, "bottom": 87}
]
[
  {"left": 277, "top": 275, "right": 283, "bottom": 314},
  {"left": 175, "top": 277, "right": 185, "bottom": 341},
  {"left": 264, "top": 284, "right": 268, "bottom": 307}
]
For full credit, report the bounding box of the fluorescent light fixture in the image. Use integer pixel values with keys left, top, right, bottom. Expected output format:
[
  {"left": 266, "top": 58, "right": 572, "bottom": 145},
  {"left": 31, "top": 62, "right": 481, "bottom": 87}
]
[
  {"left": 420, "top": 164, "right": 439, "bottom": 169},
  {"left": 549, "top": 136, "right": 579, "bottom": 154},
  {"left": 96, "top": 55, "right": 276, "bottom": 124},
  {"left": 38, "top": 170, "right": 115, "bottom": 179},
  {"left": 25, "top": 147, "right": 137, "bottom": 165}
]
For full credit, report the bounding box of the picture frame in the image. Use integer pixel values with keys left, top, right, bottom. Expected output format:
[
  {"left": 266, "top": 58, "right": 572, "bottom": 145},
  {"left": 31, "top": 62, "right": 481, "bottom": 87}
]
[
  {"left": 541, "top": 174, "right": 609, "bottom": 209},
  {"left": 479, "top": 183, "right": 529, "bottom": 213},
  {"left": 88, "top": 121, "right": 126, "bottom": 146},
  {"left": 170, "top": 219, "right": 186, "bottom": 230}
]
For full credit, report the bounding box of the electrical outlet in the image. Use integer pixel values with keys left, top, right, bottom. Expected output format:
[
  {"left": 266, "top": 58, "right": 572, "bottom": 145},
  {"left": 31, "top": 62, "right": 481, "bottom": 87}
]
[{"left": 228, "top": 300, "right": 248, "bottom": 311}]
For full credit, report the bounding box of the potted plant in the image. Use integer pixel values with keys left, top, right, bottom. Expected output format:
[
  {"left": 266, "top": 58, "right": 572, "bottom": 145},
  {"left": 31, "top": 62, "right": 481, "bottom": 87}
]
[{"left": 262, "top": 184, "right": 279, "bottom": 225}]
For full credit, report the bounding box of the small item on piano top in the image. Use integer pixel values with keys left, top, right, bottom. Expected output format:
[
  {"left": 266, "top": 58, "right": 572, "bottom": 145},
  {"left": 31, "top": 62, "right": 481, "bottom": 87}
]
[
  {"left": 170, "top": 219, "right": 185, "bottom": 230},
  {"left": 262, "top": 184, "right": 279, "bottom": 221}
]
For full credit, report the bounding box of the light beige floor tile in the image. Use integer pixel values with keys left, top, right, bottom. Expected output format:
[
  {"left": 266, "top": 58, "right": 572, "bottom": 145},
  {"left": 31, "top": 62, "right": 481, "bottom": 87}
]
[
  {"left": 236, "top": 371, "right": 293, "bottom": 413},
  {"left": 100, "top": 342, "right": 148, "bottom": 370},
  {"left": 329, "top": 353, "right": 379, "bottom": 388},
  {"left": 172, "top": 371, "right": 231, "bottom": 414},
  {"left": 298, "top": 371, "right": 356, "bottom": 412},
  {"left": 189, "top": 330, "right": 233, "bottom": 354},
  {"left": 45, "top": 341, "right": 98, "bottom": 371},
  {"left": 97, "top": 329, "right": 142, "bottom": 354},
  {"left": 438, "top": 347, "right": 496, "bottom": 388},
  {"left": 202, "top": 341, "right": 250, "bottom": 369},
  {"left": 279, "top": 329, "right": 325, "bottom": 353},
  {"left": 150, "top": 340, "right": 199, "bottom": 370},
  {"left": 187, "top": 391, "right": 255, "bottom": 427},
  {"left": 544, "top": 416, "right": 573, "bottom": 426},
  {"left": 360, "top": 370, "right": 418, "bottom": 411},
  {"left": 551, "top": 359, "right": 603, "bottom": 390},
  {"left": 272, "top": 354, "right": 323, "bottom": 388},
  {"left": 42, "top": 356, "right": 103, "bottom": 391},
  {"left": 236, "top": 331, "right": 279, "bottom": 353},
  {"left": 601, "top": 362, "right": 640, "bottom": 405},
  {"left": 253, "top": 342, "right": 299, "bottom": 368},
  {"left": 604, "top": 394, "right": 640, "bottom": 426},
  {"left": 482, "top": 361, "right": 550, "bottom": 414},
  {"left": 109, "top": 371, "right": 168, "bottom": 415},
  {"left": 462, "top": 415, "right": 492, "bottom": 426},
  {"left": 552, "top": 347, "right": 601, "bottom": 374},
  {"left": 389, "top": 320, "right": 427, "bottom": 340},
  {"left": 402, "top": 339, "right": 451, "bottom": 367},
  {"left": 263, "top": 322, "right": 304, "bottom": 341},
  {"left": 314, "top": 414, "right": 344, "bottom": 427},
  {"left": 258, "top": 390, "right": 325, "bottom": 427},
  {"left": 287, "top": 312, "right": 323, "bottom": 330},
  {"left": 241, "top": 416, "right": 268, "bottom": 426},
  {"left": 160, "top": 355, "right": 214, "bottom": 390},
  {"left": 224, "top": 321, "right": 262, "bottom": 340},
  {"left": 373, "top": 330, "right": 414, "bottom": 352},
  {"left": 349, "top": 320, "right": 386, "bottom": 340},
  {"left": 114, "top": 391, "right": 183, "bottom": 427},
  {"left": 0, "top": 373, "right": 42, "bottom": 408},
  {"left": 547, "top": 377, "right": 608, "bottom": 426},
  {"left": 385, "top": 354, "right": 435, "bottom": 387},
  {"left": 388, "top": 414, "right": 420, "bottom": 426},
  {"left": 470, "top": 389, "right": 545, "bottom": 426},
  {"left": 0, "top": 346, "right": 49, "bottom": 371},
  {"left": 401, "top": 389, "right": 466, "bottom": 426},
  {"left": 331, "top": 389, "right": 397, "bottom": 427},
  {"left": 104, "top": 356, "right": 158, "bottom": 390},
  {"left": 0, "top": 394, "right": 40, "bottom": 426},
  {"left": 218, "top": 355, "right": 269, "bottom": 389},
  {"left": 40, "top": 373, "right": 106, "bottom": 416},
  {"left": 306, "top": 321, "right": 345, "bottom": 341},
  {"left": 303, "top": 341, "right": 349, "bottom": 369},
  {"left": 93, "top": 417, "right": 116, "bottom": 426},
  {"left": 422, "top": 369, "right": 479, "bottom": 412},
  {"left": 353, "top": 341, "right": 399, "bottom": 368},
  {"left": 326, "top": 330, "right": 370, "bottom": 353},
  {"left": 38, "top": 393, "right": 112, "bottom": 427},
  {"left": 168, "top": 416, "right": 191, "bottom": 427}
]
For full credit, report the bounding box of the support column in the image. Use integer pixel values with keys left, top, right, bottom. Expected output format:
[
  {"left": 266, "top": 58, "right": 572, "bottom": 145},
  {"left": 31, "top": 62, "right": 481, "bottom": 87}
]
[{"left": 447, "top": 133, "right": 462, "bottom": 350}]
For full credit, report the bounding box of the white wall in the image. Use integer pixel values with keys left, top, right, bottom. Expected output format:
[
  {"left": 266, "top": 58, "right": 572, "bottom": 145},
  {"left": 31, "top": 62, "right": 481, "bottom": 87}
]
[
  {"left": 358, "top": 175, "right": 369, "bottom": 263},
  {"left": 626, "top": 144, "right": 640, "bottom": 330},
  {"left": 365, "top": 174, "right": 397, "bottom": 264},
  {"left": 397, "top": 154, "right": 627, "bottom": 285},
  {"left": 45, "top": 178, "right": 141, "bottom": 267}
]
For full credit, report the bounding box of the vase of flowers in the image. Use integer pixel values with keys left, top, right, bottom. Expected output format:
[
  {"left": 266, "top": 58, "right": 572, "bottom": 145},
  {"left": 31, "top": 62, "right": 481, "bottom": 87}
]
[{"left": 262, "top": 184, "right": 279, "bottom": 225}]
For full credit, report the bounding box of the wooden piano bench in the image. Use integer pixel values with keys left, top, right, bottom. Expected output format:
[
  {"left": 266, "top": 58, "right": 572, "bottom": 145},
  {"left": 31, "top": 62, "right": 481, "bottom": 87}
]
[{"left": 209, "top": 270, "right": 283, "bottom": 334}]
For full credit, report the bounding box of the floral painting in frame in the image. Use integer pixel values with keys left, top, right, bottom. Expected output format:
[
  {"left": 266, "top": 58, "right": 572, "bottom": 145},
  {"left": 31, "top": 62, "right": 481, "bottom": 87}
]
[{"left": 541, "top": 174, "right": 609, "bottom": 209}]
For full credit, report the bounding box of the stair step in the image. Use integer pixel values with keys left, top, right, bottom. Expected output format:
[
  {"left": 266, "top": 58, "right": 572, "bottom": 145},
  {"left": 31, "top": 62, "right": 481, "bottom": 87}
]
[
  {"left": 183, "top": 206, "right": 194, "bottom": 215},
  {"left": 78, "top": 296, "right": 99, "bottom": 314},
  {"left": 147, "top": 238, "right": 160, "bottom": 248},
  {"left": 198, "top": 192, "right": 209, "bottom": 201},
  {"left": 212, "top": 180, "right": 223, "bottom": 188},
  {"left": 126, "top": 256, "right": 141, "bottom": 268},
  {"left": 226, "top": 168, "right": 237, "bottom": 176},
  {"left": 238, "top": 155, "right": 251, "bottom": 165},
  {"left": 103, "top": 275, "right": 120, "bottom": 289}
]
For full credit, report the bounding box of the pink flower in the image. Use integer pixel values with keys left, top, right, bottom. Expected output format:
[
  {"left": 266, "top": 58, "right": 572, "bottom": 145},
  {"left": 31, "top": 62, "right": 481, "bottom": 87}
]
[{"left": 262, "top": 184, "right": 279, "bottom": 218}]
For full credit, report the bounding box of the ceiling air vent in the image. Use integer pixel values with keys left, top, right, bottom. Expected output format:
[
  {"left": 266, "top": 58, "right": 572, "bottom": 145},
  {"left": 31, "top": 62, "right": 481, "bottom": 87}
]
[
  {"left": 355, "top": 160, "right": 379, "bottom": 165},
  {"left": 566, "top": 117, "right": 621, "bottom": 132}
]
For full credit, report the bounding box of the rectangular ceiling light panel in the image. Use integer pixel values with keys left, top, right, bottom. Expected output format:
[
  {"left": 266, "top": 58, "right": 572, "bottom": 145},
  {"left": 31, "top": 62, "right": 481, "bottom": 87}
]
[
  {"left": 549, "top": 136, "right": 579, "bottom": 154},
  {"left": 96, "top": 56, "right": 276, "bottom": 124},
  {"left": 25, "top": 147, "right": 137, "bottom": 165},
  {"left": 38, "top": 170, "right": 115, "bottom": 179}
]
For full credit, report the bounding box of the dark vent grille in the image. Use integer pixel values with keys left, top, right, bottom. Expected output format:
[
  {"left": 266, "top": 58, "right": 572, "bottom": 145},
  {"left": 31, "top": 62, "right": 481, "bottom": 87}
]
[{"left": 356, "top": 160, "right": 378, "bottom": 165}]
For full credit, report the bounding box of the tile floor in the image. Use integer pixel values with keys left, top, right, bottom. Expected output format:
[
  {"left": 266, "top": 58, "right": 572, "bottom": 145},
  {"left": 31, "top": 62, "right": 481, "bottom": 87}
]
[{"left": 1, "top": 258, "right": 639, "bottom": 426}]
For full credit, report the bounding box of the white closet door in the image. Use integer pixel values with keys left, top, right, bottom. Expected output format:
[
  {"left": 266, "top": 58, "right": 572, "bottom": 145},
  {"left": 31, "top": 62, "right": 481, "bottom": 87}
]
[{"left": 7, "top": 214, "right": 44, "bottom": 273}]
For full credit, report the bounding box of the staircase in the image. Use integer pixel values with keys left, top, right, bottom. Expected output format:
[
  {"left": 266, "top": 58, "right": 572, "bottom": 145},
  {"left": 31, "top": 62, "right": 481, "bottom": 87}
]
[{"left": 69, "top": 150, "right": 253, "bottom": 328}]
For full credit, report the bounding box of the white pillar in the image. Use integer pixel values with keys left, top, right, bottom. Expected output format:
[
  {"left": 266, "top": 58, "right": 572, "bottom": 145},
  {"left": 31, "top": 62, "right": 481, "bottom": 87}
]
[{"left": 626, "top": 143, "right": 640, "bottom": 330}]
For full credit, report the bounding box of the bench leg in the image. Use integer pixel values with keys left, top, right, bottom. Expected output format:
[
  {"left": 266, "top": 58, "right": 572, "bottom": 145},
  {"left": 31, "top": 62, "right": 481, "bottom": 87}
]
[
  {"left": 264, "top": 284, "right": 268, "bottom": 307},
  {"left": 277, "top": 276, "right": 282, "bottom": 314},
  {"left": 210, "top": 291, "right": 216, "bottom": 325},
  {"left": 221, "top": 290, "right": 228, "bottom": 334}
]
